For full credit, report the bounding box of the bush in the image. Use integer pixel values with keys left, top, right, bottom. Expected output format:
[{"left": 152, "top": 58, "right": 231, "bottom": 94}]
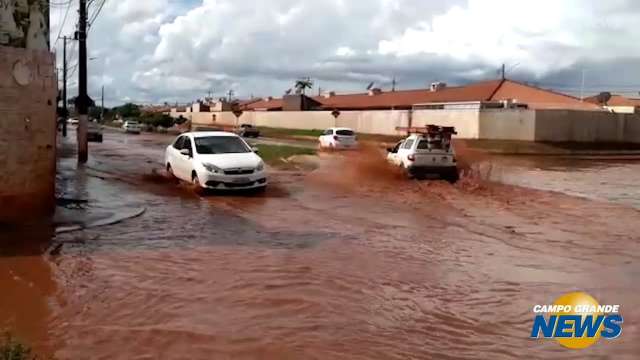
[
  {"left": 1, "top": 333, "right": 33, "bottom": 360},
  {"left": 139, "top": 113, "right": 175, "bottom": 129}
]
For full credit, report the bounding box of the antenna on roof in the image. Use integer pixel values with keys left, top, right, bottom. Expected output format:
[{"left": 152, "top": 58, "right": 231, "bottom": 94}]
[
  {"left": 366, "top": 81, "right": 375, "bottom": 91},
  {"left": 391, "top": 76, "right": 397, "bottom": 92}
]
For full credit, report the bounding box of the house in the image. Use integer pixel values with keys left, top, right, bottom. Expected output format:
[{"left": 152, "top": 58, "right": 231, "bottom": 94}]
[
  {"left": 584, "top": 94, "right": 640, "bottom": 114},
  {"left": 245, "top": 79, "right": 603, "bottom": 112}
]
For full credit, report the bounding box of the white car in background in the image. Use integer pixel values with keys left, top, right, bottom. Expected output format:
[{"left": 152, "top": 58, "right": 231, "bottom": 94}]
[
  {"left": 165, "top": 132, "right": 267, "bottom": 192},
  {"left": 318, "top": 127, "right": 358, "bottom": 150},
  {"left": 387, "top": 126, "right": 459, "bottom": 183},
  {"left": 123, "top": 120, "right": 142, "bottom": 134}
]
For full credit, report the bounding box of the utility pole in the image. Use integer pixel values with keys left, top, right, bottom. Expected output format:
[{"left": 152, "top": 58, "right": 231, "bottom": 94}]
[
  {"left": 227, "top": 89, "right": 234, "bottom": 102},
  {"left": 101, "top": 85, "right": 105, "bottom": 120},
  {"left": 501, "top": 63, "right": 506, "bottom": 80},
  {"left": 62, "top": 36, "right": 69, "bottom": 137},
  {"left": 392, "top": 76, "right": 397, "bottom": 92},
  {"left": 580, "top": 69, "right": 586, "bottom": 102},
  {"left": 76, "top": 0, "right": 89, "bottom": 163}
]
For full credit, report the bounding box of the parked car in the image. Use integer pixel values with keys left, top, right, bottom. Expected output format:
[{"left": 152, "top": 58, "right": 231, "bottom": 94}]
[
  {"left": 387, "top": 125, "right": 459, "bottom": 183},
  {"left": 165, "top": 131, "right": 267, "bottom": 192},
  {"left": 87, "top": 121, "right": 103, "bottom": 142},
  {"left": 318, "top": 127, "right": 358, "bottom": 150},
  {"left": 238, "top": 124, "right": 260, "bottom": 138},
  {"left": 123, "top": 120, "right": 142, "bottom": 134}
]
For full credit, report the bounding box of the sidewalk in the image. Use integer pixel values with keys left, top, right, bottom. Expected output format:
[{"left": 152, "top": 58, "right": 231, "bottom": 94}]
[{"left": 54, "top": 132, "right": 146, "bottom": 234}]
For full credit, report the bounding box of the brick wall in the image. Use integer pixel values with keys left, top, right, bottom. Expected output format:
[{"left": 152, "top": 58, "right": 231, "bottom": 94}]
[{"left": 0, "top": 46, "right": 57, "bottom": 223}]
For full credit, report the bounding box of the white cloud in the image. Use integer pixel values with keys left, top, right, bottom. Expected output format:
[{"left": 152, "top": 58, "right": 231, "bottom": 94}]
[
  {"left": 377, "top": 0, "right": 640, "bottom": 74},
  {"left": 48, "top": 0, "right": 640, "bottom": 105},
  {"left": 336, "top": 46, "right": 356, "bottom": 57}
]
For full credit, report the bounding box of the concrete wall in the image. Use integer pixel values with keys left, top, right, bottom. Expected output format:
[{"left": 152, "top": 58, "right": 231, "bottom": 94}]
[
  {"left": 534, "top": 110, "right": 640, "bottom": 142},
  {"left": 191, "top": 110, "right": 480, "bottom": 137},
  {"left": 0, "top": 47, "right": 57, "bottom": 222},
  {"left": 478, "top": 109, "right": 536, "bottom": 141},
  {"left": 187, "top": 108, "right": 640, "bottom": 143},
  {"left": 413, "top": 109, "right": 480, "bottom": 139}
]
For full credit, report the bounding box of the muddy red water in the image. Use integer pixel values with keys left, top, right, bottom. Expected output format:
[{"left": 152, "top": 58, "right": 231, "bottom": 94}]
[{"left": 1, "top": 130, "right": 639, "bottom": 359}]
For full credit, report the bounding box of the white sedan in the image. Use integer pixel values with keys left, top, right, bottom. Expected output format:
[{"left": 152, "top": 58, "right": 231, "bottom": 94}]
[
  {"left": 165, "top": 132, "right": 267, "bottom": 191},
  {"left": 318, "top": 127, "right": 358, "bottom": 150}
]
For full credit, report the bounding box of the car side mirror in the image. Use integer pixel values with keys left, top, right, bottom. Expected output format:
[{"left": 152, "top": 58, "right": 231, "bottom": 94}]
[
  {"left": 180, "top": 149, "right": 191, "bottom": 157},
  {"left": 252, "top": 147, "right": 260, "bottom": 154}
]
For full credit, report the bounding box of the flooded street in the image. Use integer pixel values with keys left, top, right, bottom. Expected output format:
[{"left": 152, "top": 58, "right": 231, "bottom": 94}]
[{"left": 2, "top": 130, "right": 640, "bottom": 359}]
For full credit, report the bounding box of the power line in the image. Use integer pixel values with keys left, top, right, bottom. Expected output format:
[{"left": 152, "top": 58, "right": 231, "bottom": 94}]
[
  {"left": 89, "top": 0, "right": 107, "bottom": 30},
  {"left": 53, "top": 0, "right": 73, "bottom": 47}
]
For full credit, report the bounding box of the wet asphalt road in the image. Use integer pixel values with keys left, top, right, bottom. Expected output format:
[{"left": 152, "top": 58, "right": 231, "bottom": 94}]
[{"left": 1, "top": 129, "right": 640, "bottom": 359}]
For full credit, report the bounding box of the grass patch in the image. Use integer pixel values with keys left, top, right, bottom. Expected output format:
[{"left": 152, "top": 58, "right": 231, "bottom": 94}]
[
  {"left": 1, "top": 333, "right": 34, "bottom": 360},
  {"left": 258, "top": 127, "right": 324, "bottom": 139},
  {"left": 256, "top": 144, "right": 316, "bottom": 167}
]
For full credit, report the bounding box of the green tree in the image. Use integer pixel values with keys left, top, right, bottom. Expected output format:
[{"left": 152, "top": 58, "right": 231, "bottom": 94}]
[
  {"left": 89, "top": 106, "right": 111, "bottom": 121},
  {"left": 113, "top": 103, "right": 141, "bottom": 119},
  {"left": 294, "top": 77, "right": 314, "bottom": 95},
  {"left": 139, "top": 113, "right": 175, "bottom": 129}
]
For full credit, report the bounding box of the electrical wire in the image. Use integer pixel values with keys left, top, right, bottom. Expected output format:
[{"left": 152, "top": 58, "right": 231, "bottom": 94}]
[
  {"left": 89, "top": 0, "right": 107, "bottom": 30},
  {"left": 53, "top": 0, "right": 74, "bottom": 48}
]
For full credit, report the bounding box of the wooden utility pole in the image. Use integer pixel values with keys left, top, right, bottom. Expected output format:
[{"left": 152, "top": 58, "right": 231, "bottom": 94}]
[
  {"left": 101, "top": 85, "right": 105, "bottom": 120},
  {"left": 77, "top": 0, "right": 89, "bottom": 163},
  {"left": 62, "top": 36, "right": 69, "bottom": 137}
]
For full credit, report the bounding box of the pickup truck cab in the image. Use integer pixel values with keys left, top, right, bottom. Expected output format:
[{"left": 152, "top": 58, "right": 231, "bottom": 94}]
[{"left": 387, "top": 125, "right": 459, "bottom": 183}]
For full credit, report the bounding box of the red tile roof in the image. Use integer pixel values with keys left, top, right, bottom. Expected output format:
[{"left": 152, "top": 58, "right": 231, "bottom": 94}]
[
  {"left": 584, "top": 94, "right": 640, "bottom": 107},
  {"left": 315, "top": 79, "right": 504, "bottom": 110},
  {"left": 245, "top": 98, "right": 284, "bottom": 111},
  {"left": 490, "top": 80, "right": 602, "bottom": 111},
  {"left": 247, "top": 79, "right": 603, "bottom": 112}
]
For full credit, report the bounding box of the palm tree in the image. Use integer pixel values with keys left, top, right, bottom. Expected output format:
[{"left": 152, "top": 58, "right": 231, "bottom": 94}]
[{"left": 294, "top": 78, "right": 314, "bottom": 95}]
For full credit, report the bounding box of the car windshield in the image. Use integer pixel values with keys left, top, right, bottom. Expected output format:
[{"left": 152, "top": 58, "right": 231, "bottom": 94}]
[
  {"left": 194, "top": 136, "right": 251, "bottom": 154},
  {"left": 336, "top": 130, "right": 355, "bottom": 136}
]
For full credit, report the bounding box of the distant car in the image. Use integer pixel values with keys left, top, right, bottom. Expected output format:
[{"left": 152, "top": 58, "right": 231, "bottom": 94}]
[
  {"left": 318, "top": 127, "right": 358, "bottom": 150},
  {"left": 165, "top": 131, "right": 267, "bottom": 192},
  {"left": 387, "top": 125, "right": 459, "bottom": 183},
  {"left": 123, "top": 120, "right": 141, "bottom": 134},
  {"left": 68, "top": 118, "right": 79, "bottom": 126},
  {"left": 238, "top": 124, "right": 260, "bottom": 138},
  {"left": 87, "top": 121, "right": 103, "bottom": 142}
]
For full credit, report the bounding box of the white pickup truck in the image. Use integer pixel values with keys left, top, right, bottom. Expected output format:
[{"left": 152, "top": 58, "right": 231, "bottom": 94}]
[{"left": 387, "top": 125, "right": 459, "bottom": 183}]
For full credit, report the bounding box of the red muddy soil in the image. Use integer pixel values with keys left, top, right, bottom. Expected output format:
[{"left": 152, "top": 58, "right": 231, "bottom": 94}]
[{"left": 1, "top": 130, "right": 639, "bottom": 359}]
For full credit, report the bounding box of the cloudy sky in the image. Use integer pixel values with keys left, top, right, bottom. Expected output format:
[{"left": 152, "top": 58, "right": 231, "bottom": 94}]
[{"left": 49, "top": 0, "right": 640, "bottom": 106}]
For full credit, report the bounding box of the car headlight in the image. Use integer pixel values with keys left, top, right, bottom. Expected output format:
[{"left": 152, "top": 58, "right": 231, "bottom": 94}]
[
  {"left": 256, "top": 161, "right": 265, "bottom": 171},
  {"left": 203, "top": 163, "right": 222, "bottom": 174}
]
